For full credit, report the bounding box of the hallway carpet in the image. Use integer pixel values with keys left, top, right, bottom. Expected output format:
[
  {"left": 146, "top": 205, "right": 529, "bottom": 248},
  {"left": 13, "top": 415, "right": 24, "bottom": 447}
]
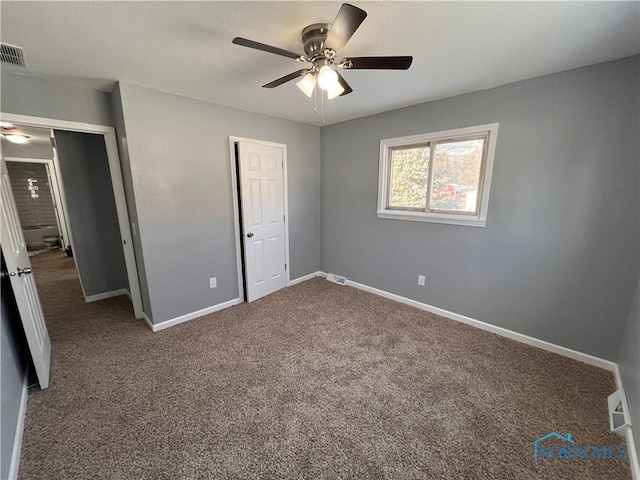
[{"left": 19, "top": 250, "right": 631, "bottom": 479}]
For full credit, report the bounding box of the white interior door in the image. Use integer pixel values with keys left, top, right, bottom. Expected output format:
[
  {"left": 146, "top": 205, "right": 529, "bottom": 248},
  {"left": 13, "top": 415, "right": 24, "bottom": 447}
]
[
  {"left": 238, "top": 141, "right": 286, "bottom": 302},
  {"left": 1, "top": 158, "right": 51, "bottom": 389}
]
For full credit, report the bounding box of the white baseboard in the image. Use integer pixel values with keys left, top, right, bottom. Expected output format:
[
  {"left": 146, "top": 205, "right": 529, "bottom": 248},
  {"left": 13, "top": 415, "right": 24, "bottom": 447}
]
[
  {"left": 149, "top": 298, "right": 243, "bottom": 332},
  {"left": 288, "top": 271, "right": 324, "bottom": 286},
  {"left": 313, "top": 272, "right": 639, "bottom": 474},
  {"left": 316, "top": 271, "right": 616, "bottom": 372},
  {"left": 614, "top": 365, "right": 640, "bottom": 480},
  {"left": 8, "top": 375, "right": 28, "bottom": 480},
  {"left": 147, "top": 272, "right": 326, "bottom": 332},
  {"left": 142, "top": 312, "right": 154, "bottom": 332},
  {"left": 614, "top": 363, "right": 624, "bottom": 391},
  {"left": 149, "top": 272, "right": 323, "bottom": 332},
  {"left": 85, "top": 288, "right": 129, "bottom": 302},
  {"left": 125, "top": 289, "right": 132, "bottom": 301},
  {"left": 627, "top": 429, "right": 640, "bottom": 480}
]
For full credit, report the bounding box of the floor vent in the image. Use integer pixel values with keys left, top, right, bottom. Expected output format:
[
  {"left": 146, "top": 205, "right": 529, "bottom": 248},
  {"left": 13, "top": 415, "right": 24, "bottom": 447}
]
[
  {"left": 326, "top": 273, "right": 347, "bottom": 286},
  {"left": 1, "top": 43, "right": 26, "bottom": 67},
  {"left": 608, "top": 389, "right": 631, "bottom": 437}
]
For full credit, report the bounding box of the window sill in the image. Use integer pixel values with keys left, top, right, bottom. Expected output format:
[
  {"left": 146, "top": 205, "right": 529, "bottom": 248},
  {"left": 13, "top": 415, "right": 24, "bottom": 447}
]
[{"left": 376, "top": 210, "right": 487, "bottom": 227}]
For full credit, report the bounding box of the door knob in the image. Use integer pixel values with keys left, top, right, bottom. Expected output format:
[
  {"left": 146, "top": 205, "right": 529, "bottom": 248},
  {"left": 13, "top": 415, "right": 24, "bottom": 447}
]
[
  {"left": 16, "top": 267, "right": 32, "bottom": 277},
  {"left": 247, "top": 232, "right": 254, "bottom": 238}
]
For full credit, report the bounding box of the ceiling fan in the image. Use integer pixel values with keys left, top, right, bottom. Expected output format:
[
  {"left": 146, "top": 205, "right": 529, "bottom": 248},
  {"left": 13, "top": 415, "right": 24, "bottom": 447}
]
[{"left": 232, "top": 3, "right": 412, "bottom": 100}]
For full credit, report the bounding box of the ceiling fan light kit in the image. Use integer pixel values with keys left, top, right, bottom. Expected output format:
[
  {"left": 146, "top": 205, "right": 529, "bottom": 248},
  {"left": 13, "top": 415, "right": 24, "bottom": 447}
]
[
  {"left": 232, "top": 2, "right": 412, "bottom": 114},
  {"left": 326, "top": 82, "right": 345, "bottom": 100},
  {"left": 317, "top": 65, "right": 338, "bottom": 91},
  {"left": 296, "top": 74, "right": 317, "bottom": 98}
]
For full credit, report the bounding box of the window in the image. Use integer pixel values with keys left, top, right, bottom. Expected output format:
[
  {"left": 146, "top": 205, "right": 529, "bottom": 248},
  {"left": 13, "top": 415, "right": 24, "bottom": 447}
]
[{"left": 377, "top": 123, "right": 498, "bottom": 227}]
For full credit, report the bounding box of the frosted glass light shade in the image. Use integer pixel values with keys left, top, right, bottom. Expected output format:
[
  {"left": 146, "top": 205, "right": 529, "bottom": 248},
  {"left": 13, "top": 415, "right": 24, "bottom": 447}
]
[
  {"left": 327, "top": 83, "right": 345, "bottom": 100},
  {"left": 317, "top": 66, "right": 339, "bottom": 91},
  {"left": 296, "top": 74, "right": 317, "bottom": 97}
]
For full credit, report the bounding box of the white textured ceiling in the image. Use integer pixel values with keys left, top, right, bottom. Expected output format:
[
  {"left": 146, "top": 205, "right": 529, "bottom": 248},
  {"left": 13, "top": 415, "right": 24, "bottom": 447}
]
[{"left": 1, "top": 1, "right": 638, "bottom": 126}]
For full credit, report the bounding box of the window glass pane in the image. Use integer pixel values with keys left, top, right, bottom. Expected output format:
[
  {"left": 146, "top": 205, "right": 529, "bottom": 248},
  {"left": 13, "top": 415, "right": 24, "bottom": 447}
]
[
  {"left": 389, "top": 145, "right": 430, "bottom": 209},
  {"left": 429, "top": 138, "right": 485, "bottom": 213}
]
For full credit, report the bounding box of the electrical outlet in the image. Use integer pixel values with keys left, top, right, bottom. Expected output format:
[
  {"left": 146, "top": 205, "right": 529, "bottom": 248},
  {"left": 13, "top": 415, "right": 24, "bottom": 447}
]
[
  {"left": 418, "top": 275, "right": 426, "bottom": 286},
  {"left": 209, "top": 277, "right": 217, "bottom": 289}
]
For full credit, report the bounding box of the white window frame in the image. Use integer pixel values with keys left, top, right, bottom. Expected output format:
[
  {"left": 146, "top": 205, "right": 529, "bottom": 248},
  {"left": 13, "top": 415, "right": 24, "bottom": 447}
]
[{"left": 377, "top": 123, "right": 499, "bottom": 227}]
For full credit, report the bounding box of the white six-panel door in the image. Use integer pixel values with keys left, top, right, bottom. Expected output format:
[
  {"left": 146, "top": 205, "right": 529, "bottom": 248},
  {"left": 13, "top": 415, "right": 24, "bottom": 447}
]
[
  {"left": 0, "top": 158, "right": 51, "bottom": 388},
  {"left": 238, "top": 141, "right": 286, "bottom": 302}
]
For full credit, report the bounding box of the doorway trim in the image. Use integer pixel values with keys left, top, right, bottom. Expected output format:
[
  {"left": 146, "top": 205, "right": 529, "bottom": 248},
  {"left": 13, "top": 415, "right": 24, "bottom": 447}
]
[
  {"left": 228, "top": 136, "right": 291, "bottom": 301},
  {"left": 2, "top": 113, "right": 144, "bottom": 319}
]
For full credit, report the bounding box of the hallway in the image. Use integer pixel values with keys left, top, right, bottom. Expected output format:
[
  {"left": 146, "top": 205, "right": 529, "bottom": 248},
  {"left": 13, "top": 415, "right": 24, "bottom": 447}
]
[{"left": 30, "top": 249, "right": 135, "bottom": 340}]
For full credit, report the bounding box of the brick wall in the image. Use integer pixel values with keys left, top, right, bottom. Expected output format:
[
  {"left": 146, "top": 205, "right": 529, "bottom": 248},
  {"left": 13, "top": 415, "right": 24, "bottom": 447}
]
[{"left": 6, "top": 161, "right": 58, "bottom": 227}]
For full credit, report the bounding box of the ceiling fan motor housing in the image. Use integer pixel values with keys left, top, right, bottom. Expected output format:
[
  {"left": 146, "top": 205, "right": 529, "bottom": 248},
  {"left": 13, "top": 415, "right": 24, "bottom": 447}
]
[{"left": 301, "top": 23, "right": 332, "bottom": 59}]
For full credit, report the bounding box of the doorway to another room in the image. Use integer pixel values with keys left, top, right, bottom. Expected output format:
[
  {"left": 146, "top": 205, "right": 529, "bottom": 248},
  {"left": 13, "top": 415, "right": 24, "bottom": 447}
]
[
  {"left": 4, "top": 125, "right": 132, "bottom": 302},
  {"left": 1, "top": 116, "right": 143, "bottom": 390},
  {"left": 5, "top": 157, "right": 69, "bottom": 258}
]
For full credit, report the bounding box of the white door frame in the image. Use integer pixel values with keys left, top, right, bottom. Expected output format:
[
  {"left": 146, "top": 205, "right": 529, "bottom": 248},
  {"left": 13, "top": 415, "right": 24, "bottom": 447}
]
[
  {"left": 4, "top": 156, "right": 73, "bottom": 252},
  {"left": 228, "top": 136, "right": 291, "bottom": 301},
  {"left": 2, "top": 113, "right": 144, "bottom": 319}
]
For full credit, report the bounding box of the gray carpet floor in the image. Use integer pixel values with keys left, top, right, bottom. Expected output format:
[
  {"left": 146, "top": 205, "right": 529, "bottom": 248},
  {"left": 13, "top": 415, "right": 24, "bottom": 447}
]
[{"left": 19, "top": 250, "right": 631, "bottom": 479}]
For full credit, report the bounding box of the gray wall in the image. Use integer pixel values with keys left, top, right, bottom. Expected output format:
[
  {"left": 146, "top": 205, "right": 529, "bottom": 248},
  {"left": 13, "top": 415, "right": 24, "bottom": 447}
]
[
  {"left": 111, "top": 83, "right": 152, "bottom": 318},
  {"left": 321, "top": 56, "right": 639, "bottom": 360},
  {"left": 0, "top": 252, "right": 29, "bottom": 479},
  {"left": 618, "top": 283, "right": 639, "bottom": 461},
  {"left": 0, "top": 71, "right": 113, "bottom": 126},
  {"left": 6, "top": 161, "right": 58, "bottom": 229},
  {"left": 1, "top": 140, "right": 53, "bottom": 159},
  {"left": 54, "top": 131, "right": 129, "bottom": 297},
  {"left": 118, "top": 82, "right": 321, "bottom": 324}
]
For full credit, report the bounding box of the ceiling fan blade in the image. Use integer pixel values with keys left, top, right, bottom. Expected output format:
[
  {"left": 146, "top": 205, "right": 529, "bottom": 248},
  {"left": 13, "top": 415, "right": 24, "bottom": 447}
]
[
  {"left": 335, "top": 71, "right": 353, "bottom": 96},
  {"left": 341, "top": 56, "right": 413, "bottom": 70},
  {"left": 232, "top": 37, "right": 303, "bottom": 60},
  {"left": 262, "top": 69, "right": 311, "bottom": 88},
  {"left": 324, "top": 4, "right": 367, "bottom": 55}
]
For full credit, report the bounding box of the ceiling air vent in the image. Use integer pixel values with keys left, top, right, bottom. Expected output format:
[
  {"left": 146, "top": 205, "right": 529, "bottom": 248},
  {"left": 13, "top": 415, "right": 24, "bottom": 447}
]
[{"left": 1, "top": 43, "right": 26, "bottom": 67}]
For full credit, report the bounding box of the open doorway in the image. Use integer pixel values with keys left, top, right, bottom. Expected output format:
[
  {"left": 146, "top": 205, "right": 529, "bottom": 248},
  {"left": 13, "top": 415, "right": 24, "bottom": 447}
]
[
  {"left": 3, "top": 124, "right": 134, "bottom": 305},
  {"left": 5, "top": 157, "right": 68, "bottom": 256},
  {"left": 1, "top": 114, "right": 143, "bottom": 389},
  {"left": 3, "top": 126, "right": 71, "bottom": 254}
]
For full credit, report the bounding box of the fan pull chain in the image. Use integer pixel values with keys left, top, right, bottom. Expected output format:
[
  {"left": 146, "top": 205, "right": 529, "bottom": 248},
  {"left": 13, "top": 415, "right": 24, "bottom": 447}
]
[
  {"left": 321, "top": 90, "right": 325, "bottom": 124},
  {"left": 314, "top": 85, "right": 317, "bottom": 114}
]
